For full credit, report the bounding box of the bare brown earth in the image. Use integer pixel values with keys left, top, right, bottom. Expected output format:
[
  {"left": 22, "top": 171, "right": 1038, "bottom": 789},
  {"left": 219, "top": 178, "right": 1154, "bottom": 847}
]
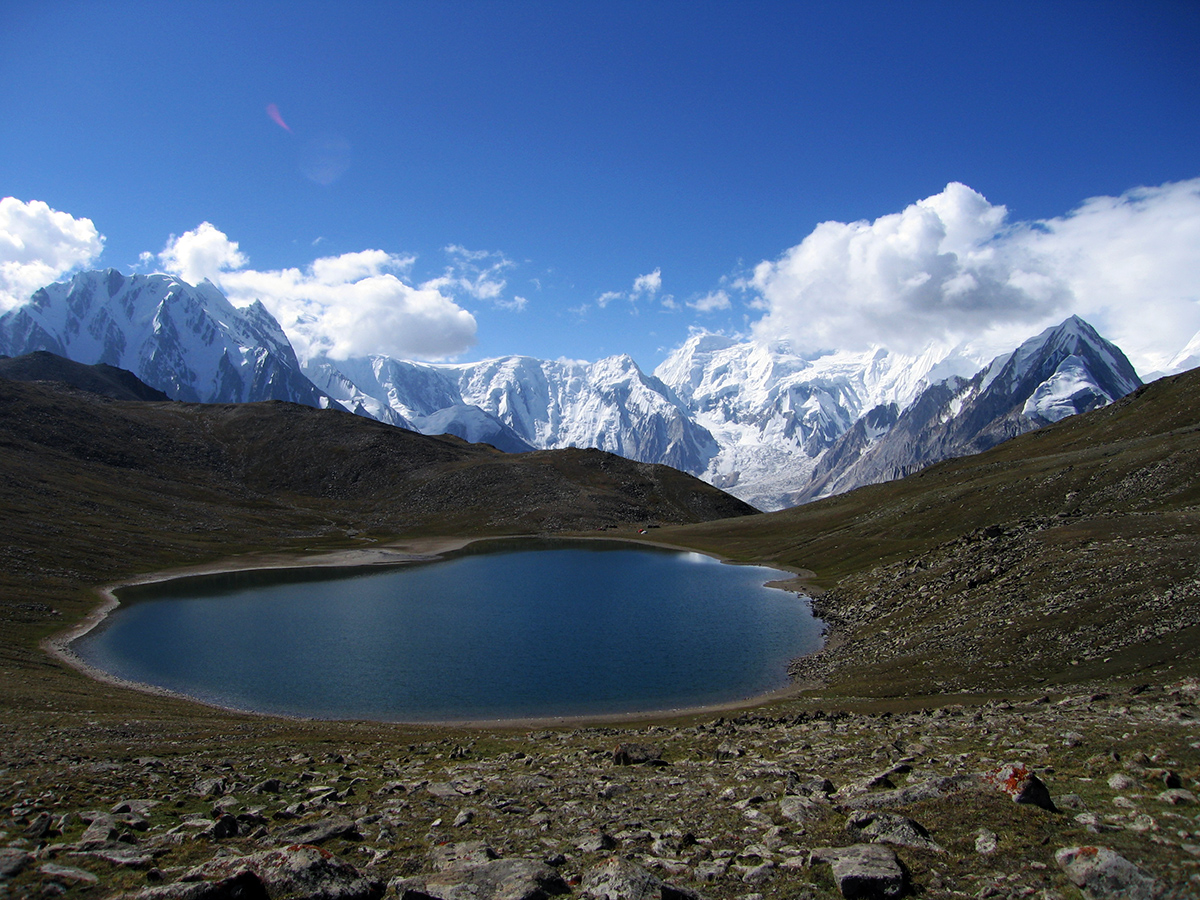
[{"left": 0, "top": 370, "right": 1198, "bottom": 898}]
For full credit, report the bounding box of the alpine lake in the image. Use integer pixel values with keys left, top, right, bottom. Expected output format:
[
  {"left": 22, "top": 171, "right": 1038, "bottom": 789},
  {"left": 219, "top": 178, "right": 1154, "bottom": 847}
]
[{"left": 74, "top": 540, "right": 823, "bottom": 722}]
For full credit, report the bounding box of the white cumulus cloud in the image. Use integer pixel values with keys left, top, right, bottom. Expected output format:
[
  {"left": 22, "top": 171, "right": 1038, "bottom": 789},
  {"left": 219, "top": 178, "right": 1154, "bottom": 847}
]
[
  {"left": 160, "top": 224, "right": 477, "bottom": 362},
  {"left": 158, "top": 222, "right": 247, "bottom": 286},
  {"left": 749, "top": 179, "right": 1200, "bottom": 375},
  {"left": 0, "top": 198, "right": 105, "bottom": 311}
]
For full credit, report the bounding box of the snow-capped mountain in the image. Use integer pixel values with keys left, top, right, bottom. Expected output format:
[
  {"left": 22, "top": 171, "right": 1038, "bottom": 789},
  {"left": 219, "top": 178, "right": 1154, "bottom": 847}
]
[
  {"left": 650, "top": 333, "right": 987, "bottom": 509},
  {"left": 0, "top": 269, "right": 335, "bottom": 409},
  {"left": 793, "top": 316, "right": 1143, "bottom": 503},
  {"left": 309, "top": 352, "right": 717, "bottom": 471},
  {"left": 4, "top": 269, "right": 1149, "bottom": 512}
]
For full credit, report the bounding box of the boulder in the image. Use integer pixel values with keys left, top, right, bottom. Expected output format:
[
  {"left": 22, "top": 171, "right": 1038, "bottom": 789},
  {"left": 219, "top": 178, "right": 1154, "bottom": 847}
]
[
  {"left": 0, "top": 847, "right": 34, "bottom": 878},
  {"left": 983, "top": 764, "right": 1057, "bottom": 812},
  {"left": 274, "top": 815, "right": 361, "bottom": 845},
  {"left": 131, "top": 871, "right": 270, "bottom": 900},
  {"left": 1055, "top": 846, "right": 1161, "bottom": 900},
  {"left": 845, "top": 812, "right": 943, "bottom": 853},
  {"left": 580, "top": 856, "right": 700, "bottom": 900},
  {"left": 184, "top": 844, "right": 383, "bottom": 900},
  {"left": 424, "top": 857, "right": 569, "bottom": 900},
  {"left": 811, "top": 844, "right": 906, "bottom": 899}
]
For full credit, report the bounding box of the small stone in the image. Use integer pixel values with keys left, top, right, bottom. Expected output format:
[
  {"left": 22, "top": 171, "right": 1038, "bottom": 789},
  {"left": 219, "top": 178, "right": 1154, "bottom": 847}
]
[
  {"left": 779, "top": 795, "right": 824, "bottom": 824},
  {"left": 453, "top": 808, "right": 476, "bottom": 827},
  {"left": 1157, "top": 788, "right": 1195, "bottom": 806},
  {"left": 0, "top": 847, "right": 34, "bottom": 878},
  {"left": 426, "top": 858, "right": 569, "bottom": 900},
  {"left": 975, "top": 829, "right": 999, "bottom": 854},
  {"left": 612, "top": 743, "right": 666, "bottom": 766},
  {"left": 275, "top": 815, "right": 361, "bottom": 845},
  {"left": 576, "top": 831, "right": 617, "bottom": 853},
  {"left": 1055, "top": 846, "right": 1160, "bottom": 900},
  {"left": 429, "top": 841, "right": 498, "bottom": 871},
  {"left": 39, "top": 863, "right": 99, "bottom": 885},
  {"left": 811, "top": 844, "right": 905, "bottom": 899},
  {"left": 984, "top": 763, "right": 1057, "bottom": 812},
  {"left": 1108, "top": 773, "right": 1137, "bottom": 791},
  {"left": 845, "top": 811, "right": 943, "bottom": 853}
]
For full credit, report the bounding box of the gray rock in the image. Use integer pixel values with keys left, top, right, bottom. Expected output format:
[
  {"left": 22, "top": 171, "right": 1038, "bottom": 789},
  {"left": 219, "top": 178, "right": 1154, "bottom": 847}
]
[
  {"left": 1157, "top": 788, "right": 1195, "bottom": 805},
  {"left": 580, "top": 856, "right": 699, "bottom": 900},
  {"left": 39, "top": 862, "right": 100, "bottom": 885},
  {"left": 577, "top": 831, "right": 617, "bottom": 853},
  {"left": 187, "top": 845, "right": 383, "bottom": 900},
  {"left": 974, "top": 829, "right": 998, "bottom": 854},
  {"left": 613, "top": 743, "right": 666, "bottom": 766},
  {"left": 811, "top": 844, "right": 906, "bottom": 899},
  {"left": 425, "top": 858, "right": 569, "bottom": 900},
  {"left": 983, "top": 764, "right": 1058, "bottom": 812},
  {"left": 23, "top": 811, "right": 54, "bottom": 838},
  {"left": 131, "top": 870, "right": 270, "bottom": 900},
  {"left": 845, "top": 811, "right": 943, "bottom": 853},
  {"left": 0, "top": 847, "right": 34, "bottom": 878},
  {"left": 778, "top": 795, "right": 825, "bottom": 823},
  {"left": 430, "top": 841, "right": 499, "bottom": 871},
  {"left": 1055, "top": 846, "right": 1161, "bottom": 900},
  {"left": 274, "top": 815, "right": 361, "bottom": 845},
  {"left": 841, "top": 775, "right": 973, "bottom": 809},
  {"left": 195, "top": 777, "right": 228, "bottom": 799}
]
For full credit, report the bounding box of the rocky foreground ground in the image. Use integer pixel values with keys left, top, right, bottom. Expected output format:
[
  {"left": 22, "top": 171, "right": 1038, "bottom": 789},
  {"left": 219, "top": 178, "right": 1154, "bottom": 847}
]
[{"left": 1, "top": 678, "right": 1197, "bottom": 900}]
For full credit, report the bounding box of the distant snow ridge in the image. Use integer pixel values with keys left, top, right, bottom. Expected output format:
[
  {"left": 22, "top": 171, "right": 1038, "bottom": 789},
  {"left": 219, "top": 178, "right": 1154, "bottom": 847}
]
[
  {"left": 0, "top": 269, "right": 332, "bottom": 408},
  {"left": 308, "top": 352, "right": 718, "bottom": 470}
]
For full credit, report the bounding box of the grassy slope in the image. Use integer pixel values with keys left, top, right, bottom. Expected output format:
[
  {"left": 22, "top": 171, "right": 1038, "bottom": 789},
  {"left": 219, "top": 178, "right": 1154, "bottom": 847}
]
[{"left": 657, "top": 368, "right": 1200, "bottom": 698}]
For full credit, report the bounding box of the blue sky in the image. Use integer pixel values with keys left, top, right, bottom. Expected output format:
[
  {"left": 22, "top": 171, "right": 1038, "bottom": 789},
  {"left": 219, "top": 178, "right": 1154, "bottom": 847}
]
[{"left": 3, "top": 1, "right": 1199, "bottom": 374}]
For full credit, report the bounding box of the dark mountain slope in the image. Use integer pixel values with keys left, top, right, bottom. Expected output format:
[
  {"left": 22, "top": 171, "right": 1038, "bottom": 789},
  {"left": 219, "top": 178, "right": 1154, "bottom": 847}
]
[
  {"left": 0, "top": 350, "right": 172, "bottom": 401},
  {"left": 0, "top": 379, "right": 755, "bottom": 622},
  {"left": 664, "top": 366, "right": 1200, "bottom": 697}
]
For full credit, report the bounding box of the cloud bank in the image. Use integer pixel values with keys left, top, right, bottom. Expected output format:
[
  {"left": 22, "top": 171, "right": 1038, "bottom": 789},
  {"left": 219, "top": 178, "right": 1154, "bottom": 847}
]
[
  {"left": 159, "top": 224, "right": 477, "bottom": 362},
  {"left": 0, "top": 198, "right": 104, "bottom": 311},
  {"left": 749, "top": 179, "right": 1200, "bottom": 374}
]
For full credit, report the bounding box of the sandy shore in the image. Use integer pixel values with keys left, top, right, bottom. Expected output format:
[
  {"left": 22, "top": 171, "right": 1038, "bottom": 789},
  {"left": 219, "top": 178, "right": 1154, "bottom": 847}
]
[{"left": 42, "top": 534, "right": 826, "bottom": 729}]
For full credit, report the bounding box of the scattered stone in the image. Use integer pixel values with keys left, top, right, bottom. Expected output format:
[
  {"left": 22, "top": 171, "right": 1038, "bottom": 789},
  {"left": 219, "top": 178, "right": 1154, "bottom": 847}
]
[
  {"left": 275, "top": 815, "right": 361, "bottom": 845},
  {"left": 23, "top": 811, "right": 53, "bottom": 838},
  {"left": 453, "top": 808, "right": 476, "bottom": 827},
  {"left": 1156, "top": 788, "right": 1195, "bottom": 805},
  {"left": 1108, "top": 773, "right": 1137, "bottom": 791},
  {"left": 0, "top": 847, "right": 34, "bottom": 878},
  {"left": 1055, "top": 846, "right": 1161, "bottom": 900},
  {"left": 39, "top": 862, "right": 100, "bottom": 885},
  {"left": 841, "top": 775, "right": 972, "bottom": 809},
  {"left": 185, "top": 844, "right": 383, "bottom": 900},
  {"left": 778, "top": 795, "right": 824, "bottom": 824},
  {"left": 131, "top": 870, "right": 270, "bottom": 900},
  {"left": 577, "top": 831, "right": 617, "bottom": 854},
  {"left": 579, "top": 856, "right": 698, "bottom": 900},
  {"left": 613, "top": 743, "right": 666, "bottom": 766},
  {"left": 713, "top": 741, "right": 743, "bottom": 761},
  {"left": 974, "top": 828, "right": 998, "bottom": 854},
  {"left": 983, "top": 763, "right": 1058, "bottom": 812},
  {"left": 845, "top": 811, "right": 943, "bottom": 853},
  {"left": 811, "top": 844, "right": 906, "bottom": 899},
  {"left": 430, "top": 841, "right": 498, "bottom": 871},
  {"left": 195, "top": 778, "right": 227, "bottom": 799},
  {"left": 425, "top": 857, "right": 569, "bottom": 900}
]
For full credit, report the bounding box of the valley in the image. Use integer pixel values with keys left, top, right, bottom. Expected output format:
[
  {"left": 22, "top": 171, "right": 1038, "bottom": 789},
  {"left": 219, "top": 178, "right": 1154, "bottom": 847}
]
[{"left": 0, "top": 359, "right": 1197, "bottom": 897}]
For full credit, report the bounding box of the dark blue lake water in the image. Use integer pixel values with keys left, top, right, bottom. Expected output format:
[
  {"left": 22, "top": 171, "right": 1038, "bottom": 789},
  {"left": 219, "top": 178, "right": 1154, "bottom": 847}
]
[{"left": 75, "top": 541, "right": 822, "bottom": 721}]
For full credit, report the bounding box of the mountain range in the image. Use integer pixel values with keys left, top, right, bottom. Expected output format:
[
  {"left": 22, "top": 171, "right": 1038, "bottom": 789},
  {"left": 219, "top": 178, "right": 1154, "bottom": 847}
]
[{"left": 0, "top": 269, "right": 1149, "bottom": 509}]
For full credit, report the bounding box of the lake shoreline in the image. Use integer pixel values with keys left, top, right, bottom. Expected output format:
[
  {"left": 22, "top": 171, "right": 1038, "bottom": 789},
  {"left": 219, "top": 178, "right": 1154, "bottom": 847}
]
[{"left": 44, "top": 534, "right": 825, "bottom": 728}]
